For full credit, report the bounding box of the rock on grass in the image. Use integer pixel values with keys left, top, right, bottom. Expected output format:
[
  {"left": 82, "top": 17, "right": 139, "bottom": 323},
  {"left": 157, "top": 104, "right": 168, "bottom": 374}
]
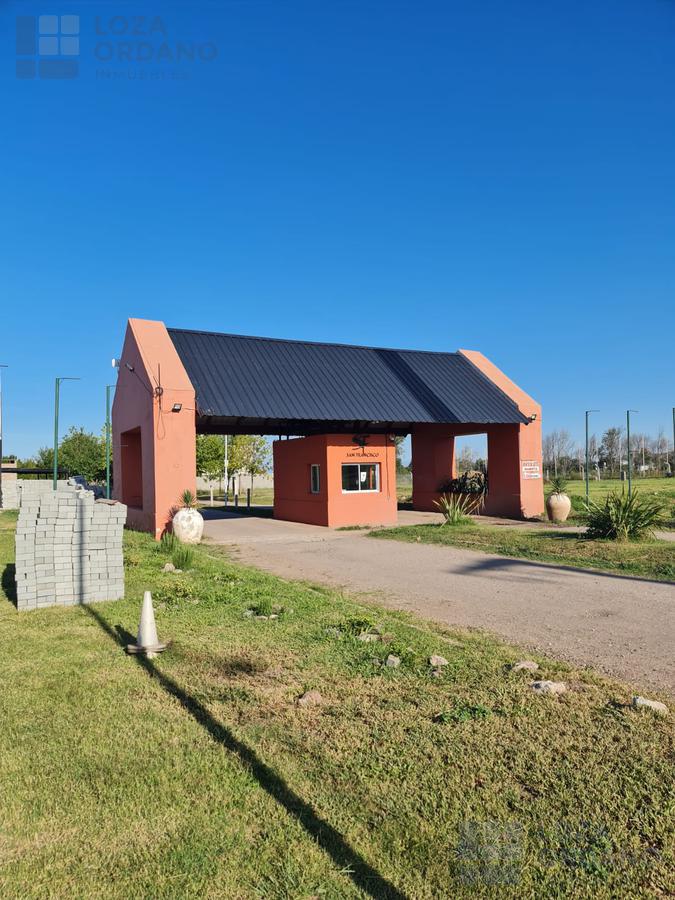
[
  {"left": 297, "top": 690, "right": 323, "bottom": 708},
  {"left": 633, "top": 696, "right": 668, "bottom": 715},
  {"left": 512, "top": 660, "right": 539, "bottom": 673},
  {"left": 429, "top": 655, "right": 448, "bottom": 667},
  {"left": 531, "top": 680, "right": 567, "bottom": 696}
]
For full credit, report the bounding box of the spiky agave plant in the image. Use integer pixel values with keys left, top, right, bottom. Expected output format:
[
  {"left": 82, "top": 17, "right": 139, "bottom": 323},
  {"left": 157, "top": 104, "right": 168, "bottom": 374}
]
[
  {"left": 585, "top": 491, "right": 665, "bottom": 541},
  {"left": 179, "top": 489, "right": 198, "bottom": 509},
  {"left": 433, "top": 493, "right": 474, "bottom": 526},
  {"left": 548, "top": 475, "right": 568, "bottom": 495}
]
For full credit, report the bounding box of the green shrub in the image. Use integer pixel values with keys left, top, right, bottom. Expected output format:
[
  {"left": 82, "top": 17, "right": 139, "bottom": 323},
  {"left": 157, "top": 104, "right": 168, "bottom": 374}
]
[
  {"left": 172, "top": 545, "right": 195, "bottom": 570},
  {"left": 160, "top": 532, "right": 178, "bottom": 554},
  {"left": 338, "top": 616, "right": 376, "bottom": 636},
  {"left": 253, "top": 597, "right": 274, "bottom": 617},
  {"left": 434, "top": 494, "right": 474, "bottom": 526},
  {"left": 585, "top": 491, "right": 665, "bottom": 541},
  {"left": 438, "top": 470, "right": 486, "bottom": 495}
]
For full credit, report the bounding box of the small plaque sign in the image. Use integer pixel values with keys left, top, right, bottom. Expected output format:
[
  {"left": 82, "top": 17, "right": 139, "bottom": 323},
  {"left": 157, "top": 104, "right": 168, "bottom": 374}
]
[{"left": 521, "top": 460, "right": 541, "bottom": 480}]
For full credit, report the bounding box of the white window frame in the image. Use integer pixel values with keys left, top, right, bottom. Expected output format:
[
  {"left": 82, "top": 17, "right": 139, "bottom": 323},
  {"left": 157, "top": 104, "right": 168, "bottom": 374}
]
[
  {"left": 310, "top": 464, "right": 321, "bottom": 494},
  {"left": 341, "top": 462, "right": 380, "bottom": 494}
]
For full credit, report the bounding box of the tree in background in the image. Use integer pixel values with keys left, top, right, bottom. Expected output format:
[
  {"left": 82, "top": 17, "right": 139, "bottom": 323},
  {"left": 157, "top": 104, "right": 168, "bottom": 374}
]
[
  {"left": 240, "top": 435, "right": 271, "bottom": 490},
  {"left": 221, "top": 435, "right": 272, "bottom": 496},
  {"left": 27, "top": 429, "right": 106, "bottom": 482},
  {"left": 32, "top": 446, "right": 55, "bottom": 470},
  {"left": 542, "top": 429, "right": 574, "bottom": 476},
  {"left": 393, "top": 436, "right": 408, "bottom": 473},
  {"left": 225, "top": 435, "right": 248, "bottom": 495},
  {"left": 59, "top": 427, "right": 106, "bottom": 482},
  {"left": 196, "top": 435, "right": 226, "bottom": 504},
  {"left": 600, "top": 427, "right": 623, "bottom": 478}
]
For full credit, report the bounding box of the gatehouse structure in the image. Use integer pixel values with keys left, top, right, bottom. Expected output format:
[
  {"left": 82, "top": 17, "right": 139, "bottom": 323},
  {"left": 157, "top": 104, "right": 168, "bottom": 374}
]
[{"left": 112, "top": 318, "right": 543, "bottom": 537}]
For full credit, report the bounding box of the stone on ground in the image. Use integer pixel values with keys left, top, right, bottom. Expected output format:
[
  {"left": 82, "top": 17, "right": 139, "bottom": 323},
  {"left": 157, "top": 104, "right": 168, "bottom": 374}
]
[
  {"left": 513, "top": 660, "right": 539, "bottom": 673},
  {"left": 633, "top": 696, "right": 668, "bottom": 715},
  {"left": 531, "top": 680, "right": 567, "bottom": 695},
  {"left": 385, "top": 654, "right": 401, "bottom": 668},
  {"left": 297, "top": 690, "right": 323, "bottom": 707},
  {"left": 429, "top": 655, "right": 448, "bottom": 667}
]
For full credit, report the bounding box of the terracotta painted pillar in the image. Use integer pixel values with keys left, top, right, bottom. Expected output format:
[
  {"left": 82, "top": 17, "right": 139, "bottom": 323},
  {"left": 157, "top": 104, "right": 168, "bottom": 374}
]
[
  {"left": 460, "top": 350, "right": 544, "bottom": 519},
  {"left": 112, "top": 319, "right": 197, "bottom": 539},
  {"left": 411, "top": 424, "right": 456, "bottom": 512}
]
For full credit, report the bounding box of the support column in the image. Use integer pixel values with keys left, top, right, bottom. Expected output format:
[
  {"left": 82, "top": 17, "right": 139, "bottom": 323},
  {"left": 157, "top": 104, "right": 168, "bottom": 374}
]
[
  {"left": 460, "top": 350, "right": 544, "bottom": 519},
  {"left": 411, "top": 425, "right": 456, "bottom": 512},
  {"left": 112, "top": 319, "right": 196, "bottom": 539}
]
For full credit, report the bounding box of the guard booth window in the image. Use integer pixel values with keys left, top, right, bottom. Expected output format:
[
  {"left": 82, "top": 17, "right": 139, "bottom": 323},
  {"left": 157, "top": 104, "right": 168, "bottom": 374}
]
[
  {"left": 310, "top": 464, "right": 320, "bottom": 493},
  {"left": 341, "top": 463, "right": 380, "bottom": 493}
]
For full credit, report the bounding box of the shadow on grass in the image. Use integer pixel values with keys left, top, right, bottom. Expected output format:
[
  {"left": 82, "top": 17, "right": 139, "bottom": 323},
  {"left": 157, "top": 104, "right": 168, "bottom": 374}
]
[
  {"left": 83, "top": 604, "right": 406, "bottom": 900},
  {"left": 2, "top": 563, "right": 17, "bottom": 606}
]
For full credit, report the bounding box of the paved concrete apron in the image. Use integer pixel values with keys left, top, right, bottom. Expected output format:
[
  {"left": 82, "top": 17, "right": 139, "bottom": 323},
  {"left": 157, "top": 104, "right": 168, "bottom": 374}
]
[{"left": 202, "top": 510, "right": 675, "bottom": 693}]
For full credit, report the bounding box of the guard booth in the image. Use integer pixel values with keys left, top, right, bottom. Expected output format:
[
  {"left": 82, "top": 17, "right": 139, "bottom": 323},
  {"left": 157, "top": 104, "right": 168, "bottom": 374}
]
[
  {"left": 273, "top": 433, "right": 398, "bottom": 527},
  {"left": 112, "top": 319, "right": 543, "bottom": 537}
]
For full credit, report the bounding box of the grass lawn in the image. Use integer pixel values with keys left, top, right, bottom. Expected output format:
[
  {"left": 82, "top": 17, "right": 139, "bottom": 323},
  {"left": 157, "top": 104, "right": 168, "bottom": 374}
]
[
  {"left": 370, "top": 523, "right": 675, "bottom": 582},
  {"left": 552, "top": 478, "right": 675, "bottom": 527},
  {"left": 1, "top": 510, "right": 673, "bottom": 897}
]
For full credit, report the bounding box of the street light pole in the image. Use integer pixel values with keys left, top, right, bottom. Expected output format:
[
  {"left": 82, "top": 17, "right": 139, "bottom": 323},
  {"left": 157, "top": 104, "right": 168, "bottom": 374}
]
[
  {"left": 53, "top": 377, "right": 80, "bottom": 489},
  {"left": 105, "top": 385, "right": 115, "bottom": 499},
  {"left": 626, "top": 409, "right": 638, "bottom": 497},
  {"left": 585, "top": 409, "right": 599, "bottom": 506},
  {"left": 0, "top": 365, "right": 7, "bottom": 506}
]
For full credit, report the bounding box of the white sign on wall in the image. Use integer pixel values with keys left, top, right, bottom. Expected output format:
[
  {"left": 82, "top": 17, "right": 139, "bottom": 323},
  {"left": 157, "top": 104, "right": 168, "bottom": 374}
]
[{"left": 521, "top": 460, "right": 541, "bottom": 480}]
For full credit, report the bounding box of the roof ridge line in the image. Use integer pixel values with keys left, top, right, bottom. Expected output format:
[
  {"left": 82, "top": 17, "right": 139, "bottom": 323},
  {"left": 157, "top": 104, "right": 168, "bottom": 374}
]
[{"left": 167, "top": 326, "right": 461, "bottom": 358}]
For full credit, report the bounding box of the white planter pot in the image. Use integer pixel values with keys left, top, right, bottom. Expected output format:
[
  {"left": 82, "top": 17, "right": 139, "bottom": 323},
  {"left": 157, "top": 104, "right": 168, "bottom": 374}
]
[
  {"left": 172, "top": 507, "right": 204, "bottom": 544},
  {"left": 546, "top": 492, "right": 571, "bottom": 523}
]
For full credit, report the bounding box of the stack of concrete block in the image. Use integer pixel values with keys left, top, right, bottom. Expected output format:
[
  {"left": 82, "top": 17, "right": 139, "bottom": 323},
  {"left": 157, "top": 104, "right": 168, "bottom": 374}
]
[
  {"left": 2, "top": 479, "right": 81, "bottom": 510},
  {"left": 15, "top": 487, "right": 127, "bottom": 611},
  {"left": 0, "top": 479, "right": 19, "bottom": 509}
]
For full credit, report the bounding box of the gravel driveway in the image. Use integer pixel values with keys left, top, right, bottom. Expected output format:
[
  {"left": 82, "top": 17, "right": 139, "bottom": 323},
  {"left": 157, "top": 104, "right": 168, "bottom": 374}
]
[{"left": 203, "top": 509, "right": 675, "bottom": 693}]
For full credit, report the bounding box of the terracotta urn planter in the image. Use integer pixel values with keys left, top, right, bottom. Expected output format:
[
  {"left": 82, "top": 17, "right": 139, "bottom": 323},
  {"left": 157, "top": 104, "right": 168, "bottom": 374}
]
[
  {"left": 546, "top": 491, "right": 571, "bottom": 524},
  {"left": 172, "top": 507, "right": 204, "bottom": 544}
]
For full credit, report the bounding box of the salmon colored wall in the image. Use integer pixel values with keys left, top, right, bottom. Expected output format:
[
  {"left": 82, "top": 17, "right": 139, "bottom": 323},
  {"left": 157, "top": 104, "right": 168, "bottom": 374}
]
[
  {"left": 325, "top": 434, "right": 397, "bottom": 527},
  {"left": 410, "top": 352, "right": 544, "bottom": 519},
  {"left": 112, "top": 319, "right": 196, "bottom": 539},
  {"left": 459, "top": 350, "right": 543, "bottom": 519},
  {"left": 410, "top": 424, "right": 457, "bottom": 512},
  {"left": 273, "top": 434, "right": 397, "bottom": 527},
  {"left": 273, "top": 435, "right": 329, "bottom": 526}
]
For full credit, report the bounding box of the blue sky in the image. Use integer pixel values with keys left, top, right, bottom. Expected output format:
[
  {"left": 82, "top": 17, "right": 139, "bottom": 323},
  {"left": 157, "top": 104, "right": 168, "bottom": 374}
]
[{"left": 2, "top": 0, "right": 674, "bottom": 459}]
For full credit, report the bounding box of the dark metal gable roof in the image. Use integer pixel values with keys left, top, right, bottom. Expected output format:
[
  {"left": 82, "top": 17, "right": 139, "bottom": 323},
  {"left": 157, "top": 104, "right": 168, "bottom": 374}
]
[{"left": 167, "top": 328, "right": 528, "bottom": 429}]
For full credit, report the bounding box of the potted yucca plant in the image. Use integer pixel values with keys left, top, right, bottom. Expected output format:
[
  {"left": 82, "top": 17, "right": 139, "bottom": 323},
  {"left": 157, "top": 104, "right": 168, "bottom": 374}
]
[
  {"left": 171, "top": 489, "right": 204, "bottom": 544},
  {"left": 546, "top": 476, "right": 571, "bottom": 523}
]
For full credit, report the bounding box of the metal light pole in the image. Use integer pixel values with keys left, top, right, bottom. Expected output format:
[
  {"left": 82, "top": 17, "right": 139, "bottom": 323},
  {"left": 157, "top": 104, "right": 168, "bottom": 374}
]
[
  {"left": 224, "top": 434, "right": 229, "bottom": 504},
  {"left": 53, "top": 377, "right": 80, "bottom": 489},
  {"left": 585, "top": 409, "right": 599, "bottom": 505},
  {"left": 105, "top": 385, "right": 115, "bottom": 499},
  {"left": 0, "top": 365, "right": 7, "bottom": 505},
  {"left": 626, "top": 409, "right": 638, "bottom": 497}
]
